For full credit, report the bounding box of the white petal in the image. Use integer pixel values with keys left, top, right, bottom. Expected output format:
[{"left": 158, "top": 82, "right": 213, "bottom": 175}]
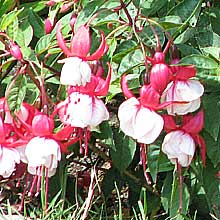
[
  {"left": 162, "top": 131, "right": 195, "bottom": 167},
  {"left": 89, "top": 97, "right": 109, "bottom": 127},
  {"left": 166, "top": 98, "right": 201, "bottom": 115},
  {"left": 16, "top": 145, "right": 28, "bottom": 163},
  {"left": 0, "top": 147, "right": 20, "bottom": 178},
  {"left": 60, "top": 57, "right": 91, "bottom": 86},
  {"left": 25, "top": 137, "right": 61, "bottom": 177},
  {"left": 134, "top": 108, "right": 164, "bottom": 144},
  {"left": 164, "top": 80, "right": 204, "bottom": 115},
  {"left": 118, "top": 97, "right": 139, "bottom": 137}
]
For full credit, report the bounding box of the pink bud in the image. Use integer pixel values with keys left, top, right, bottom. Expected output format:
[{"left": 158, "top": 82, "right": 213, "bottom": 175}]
[
  {"left": 32, "top": 113, "right": 54, "bottom": 136},
  {"left": 45, "top": 17, "right": 55, "bottom": 34},
  {"left": 46, "top": 0, "right": 56, "bottom": 6},
  {"left": 150, "top": 63, "right": 170, "bottom": 94},
  {"left": 9, "top": 42, "right": 23, "bottom": 61},
  {"left": 60, "top": 2, "right": 73, "bottom": 13}
]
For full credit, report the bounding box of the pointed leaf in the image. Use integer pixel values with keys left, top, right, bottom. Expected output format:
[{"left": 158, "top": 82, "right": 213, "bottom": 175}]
[
  {"left": 7, "top": 74, "right": 27, "bottom": 114},
  {"left": 110, "top": 128, "right": 136, "bottom": 172}
]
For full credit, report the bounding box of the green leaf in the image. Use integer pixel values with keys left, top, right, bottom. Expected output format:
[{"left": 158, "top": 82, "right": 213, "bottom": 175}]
[
  {"left": 176, "top": 44, "right": 200, "bottom": 56},
  {"left": 0, "top": 9, "right": 22, "bottom": 31},
  {"left": 0, "top": 0, "right": 14, "bottom": 17},
  {"left": 161, "top": 172, "right": 190, "bottom": 217},
  {"left": 91, "top": 10, "right": 119, "bottom": 27},
  {"left": 133, "top": 0, "right": 167, "bottom": 17},
  {"left": 147, "top": 145, "right": 174, "bottom": 183},
  {"left": 196, "top": 31, "right": 220, "bottom": 47},
  {"left": 35, "top": 35, "right": 52, "bottom": 54},
  {"left": 110, "top": 129, "right": 136, "bottom": 172},
  {"left": 180, "top": 55, "right": 218, "bottom": 70},
  {"left": 19, "top": 19, "right": 33, "bottom": 47},
  {"left": 168, "top": 0, "right": 201, "bottom": 22},
  {"left": 102, "top": 167, "right": 125, "bottom": 197},
  {"left": 159, "top": 16, "right": 183, "bottom": 30},
  {"left": 201, "top": 47, "right": 220, "bottom": 59},
  {"left": 28, "top": 9, "right": 44, "bottom": 38},
  {"left": 202, "top": 131, "right": 220, "bottom": 168},
  {"left": 203, "top": 159, "right": 220, "bottom": 219},
  {"left": 118, "top": 49, "right": 144, "bottom": 76},
  {"left": 138, "top": 25, "right": 165, "bottom": 48},
  {"left": 75, "top": 0, "right": 106, "bottom": 28},
  {"left": 6, "top": 15, "right": 18, "bottom": 41},
  {"left": 7, "top": 74, "right": 27, "bottom": 113},
  {"left": 174, "top": 28, "right": 196, "bottom": 44},
  {"left": 113, "top": 40, "right": 137, "bottom": 63},
  {"left": 203, "top": 94, "right": 220, "bottom": 141}
]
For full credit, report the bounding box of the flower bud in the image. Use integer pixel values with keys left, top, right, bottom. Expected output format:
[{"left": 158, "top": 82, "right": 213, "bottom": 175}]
[
  {"left": 60, "top": 2, "right": 73, "bottom": 13},
  {"left": 9, "top": 42, "right": 23, "bottom": 61},
  {"left": 45, "top": 17, "right": 55, "bottom": 34},
  {"left": 32, "top": 113, "right": 54, "bottom": 136},
  {"left": 150, "top": 63, "right": 170, "bottom": 94},
  {"left": 46, "top": 0, "right": 56, "bottom": 6}
]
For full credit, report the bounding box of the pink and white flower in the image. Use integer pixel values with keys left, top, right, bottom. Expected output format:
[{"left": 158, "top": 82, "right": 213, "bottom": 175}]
[
  {"left": 118, "top": 75, "right": 165, "bottom": 144},
  {"left": 57, "top": 63, "right": 111, "bottom": 130},
  {"left": 118, "top": 97, "right": 163, "bottom": 144},
  {"left": 25, "top": 137, "right": 61, "bottom": 177},
  {"left": 163, "top": 65, "right": 204, "bottom": 115},
  {"left": 56, "top": 23, "right": 107, "bottom": 86},
  {"left": 162, "top": 130, "right": 195, "bottom": 167},
  {"left": 58, "top": 92, "right": 109, "bottom": 129},
  {"left": 162, "top": 110, "right": 206, "bottom": 167}
]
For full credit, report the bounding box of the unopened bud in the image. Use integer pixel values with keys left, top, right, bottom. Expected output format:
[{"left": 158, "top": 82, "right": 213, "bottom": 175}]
[
  {"left": 45, "top": 17, "right": 55, "bottom": 34},
  {"left": 9, "top": 42, "right": 23, "bottom": 61},
  {"left": 60, "top": 2, "right": 73, "bottom": 13},
  {"left": 46, "top": 0, "right": 56, "bottom": 6},
  {"left": 150, "top": 63, "right": 170, "bottom": 94}
]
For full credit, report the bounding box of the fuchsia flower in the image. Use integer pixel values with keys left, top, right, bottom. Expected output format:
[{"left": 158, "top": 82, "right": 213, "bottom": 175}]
[
  {"left": 162, "top": 110, "right": 206, "bottom": 167},
  {"left": 118, "top": 75, "right": 164, "bottom": 144},
  {"left": 15, "top": 113, "right": 61, "bottom": 177},
  {"left": 56, "top": 23, "right": 107, "bottom": 86},
  {"left": 162, "top": 65, "right": 204, "bottom": 115},
  {"left": 57, "top": 64, "right": 111, "bottom": 130},
  {"left": 25, "top": 137, "right": 61, "bottom": 177}
]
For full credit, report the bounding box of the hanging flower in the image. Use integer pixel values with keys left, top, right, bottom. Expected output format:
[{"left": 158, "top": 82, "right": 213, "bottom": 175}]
[
  {"left": 56, "top": 23, "right": 108, "bottom": 86},
  {"left": 162, "top": 65, "right": 204, "bottom": 115},
  {"left": 25, "top": 137, "right": 61, "bottom": 177},
  {"left": 58, "top": 92, "right": 109, "bottom": 129},
  {"left": 118, "top": 75, "right": 164, "bottom": 144},
  {"left": 147, "top": 52, "right": 171, "bottom": 94},
  {"left": 118, "top": 96, "right": 164, "bottom": 144},
  {"left": 0, "top": 146, "right": 20, "bottom": 178},
  {"left": 162, "top": 110, "right": 206, "bottom": 167},
  {"left": 162, "top": 130, "right": 195, "bottom": 167},
  {"left": 57, "top": 63, "right": 111, "bottom": 129}
]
